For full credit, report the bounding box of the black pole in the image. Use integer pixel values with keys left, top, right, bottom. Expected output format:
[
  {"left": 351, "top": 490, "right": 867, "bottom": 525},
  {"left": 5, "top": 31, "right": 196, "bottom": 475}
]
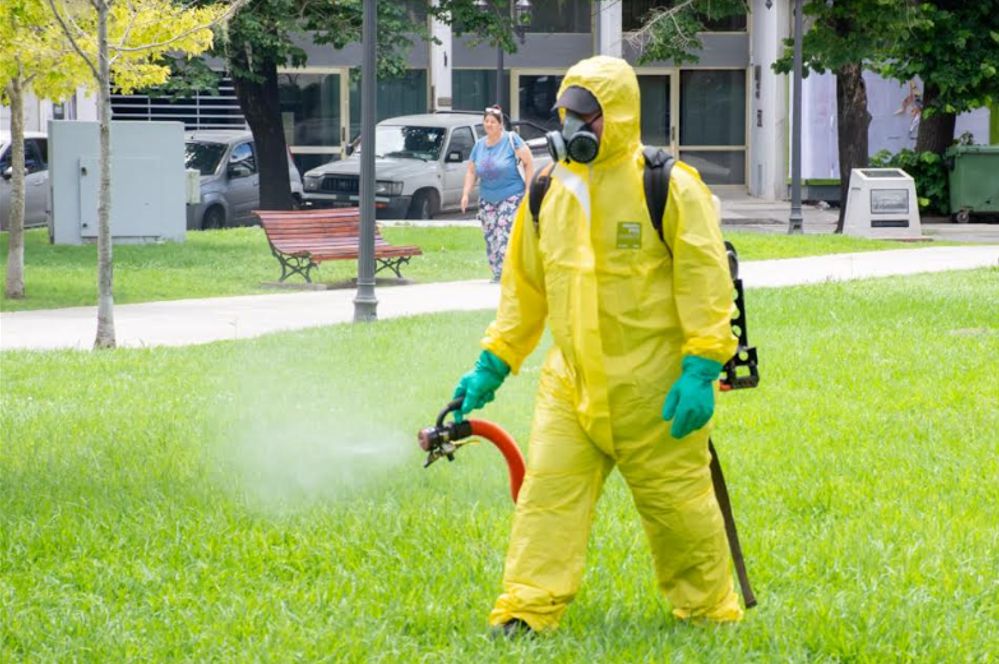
[
  {"left": 354, "top": 0, "right": 378, "bottom": 321},
  {"left": 496, "top": 45, "right": 503, "bottom": 107},
  {"left": 789, "top": 0, "right": 804, "bottom": 234}
]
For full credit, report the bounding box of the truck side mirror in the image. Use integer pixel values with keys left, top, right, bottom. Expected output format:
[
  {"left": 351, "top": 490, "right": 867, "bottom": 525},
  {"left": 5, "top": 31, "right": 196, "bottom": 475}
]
[{"left": 1, "top": 166, "right": 11, "bottom": 180}]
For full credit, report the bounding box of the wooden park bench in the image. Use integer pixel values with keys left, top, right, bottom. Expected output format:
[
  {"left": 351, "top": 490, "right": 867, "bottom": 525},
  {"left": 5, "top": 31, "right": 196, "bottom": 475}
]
[{"left": 253, "top": 208, "right": 422, "bottom": 283}]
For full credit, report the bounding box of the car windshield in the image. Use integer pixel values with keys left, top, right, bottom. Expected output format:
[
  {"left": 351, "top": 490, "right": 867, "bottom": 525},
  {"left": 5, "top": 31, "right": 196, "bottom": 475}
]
[
  {"left": 372, "top": 126, "right": 445, "bottom": 161},
  {"left": 185, "top": 141, "right": 226, "bottom": 175}
]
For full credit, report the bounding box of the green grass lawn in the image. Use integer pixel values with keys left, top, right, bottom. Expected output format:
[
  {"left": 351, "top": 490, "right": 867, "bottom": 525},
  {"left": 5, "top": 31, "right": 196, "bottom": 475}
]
[
  {"left": 2, "top": 225, "right": 917, "bottom": 311},
  {"left": 2, "top": 269, "right": 996, "bottom": 660}
]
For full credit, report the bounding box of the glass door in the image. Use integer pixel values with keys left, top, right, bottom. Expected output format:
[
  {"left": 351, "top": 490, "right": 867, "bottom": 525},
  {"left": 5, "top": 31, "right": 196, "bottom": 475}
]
[
  {"left": 278, "top": 67, "right": 350, "bottom": 174},
  {"left": 511, "top": 69, "right": 564, "bottom": 132},
  {"left": 677, "top": 69, "right": 748, "bottom": 185},
  {"left": 637, "top": 70, "right": 677, "bottom": 153}
]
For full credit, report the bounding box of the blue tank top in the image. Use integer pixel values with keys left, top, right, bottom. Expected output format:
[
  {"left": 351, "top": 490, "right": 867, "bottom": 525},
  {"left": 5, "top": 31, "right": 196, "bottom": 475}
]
[{"left": 470, "top": 131, "right": 526, "bottom": 204}]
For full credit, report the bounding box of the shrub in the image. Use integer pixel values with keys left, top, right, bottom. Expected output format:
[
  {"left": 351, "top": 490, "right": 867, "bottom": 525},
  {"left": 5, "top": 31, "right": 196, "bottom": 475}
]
[{"left": 869, "top": 148, "right": 949, "bottom": 214}]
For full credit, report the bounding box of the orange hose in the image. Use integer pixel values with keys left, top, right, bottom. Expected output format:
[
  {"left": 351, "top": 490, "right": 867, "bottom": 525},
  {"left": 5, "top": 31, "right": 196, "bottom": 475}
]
[{"left": 467, "top": 419, "right": 526, "bottom": 503}]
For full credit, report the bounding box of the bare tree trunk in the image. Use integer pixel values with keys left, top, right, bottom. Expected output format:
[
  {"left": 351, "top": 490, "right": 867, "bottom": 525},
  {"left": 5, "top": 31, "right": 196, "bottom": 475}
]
[
  {"left": 835, "top": 63, "right": 871, "bottom": 233},
  {"left": 94, "top": 0, "right": 116, "bottom": 349},
  {"left": 4, "top": 71, "right": 26, "bottom": 299},
  {"left": 232, "top": 56, "right": 293, "bottom": 211},
  {"left": 915, "top": 83, "right": 957, "bottom": 155}
]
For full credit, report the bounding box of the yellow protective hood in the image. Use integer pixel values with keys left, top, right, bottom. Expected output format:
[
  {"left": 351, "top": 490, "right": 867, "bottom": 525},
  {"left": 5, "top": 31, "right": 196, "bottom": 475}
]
[{"left": 555, "top": 56, "right": 641, "bottom": 165}]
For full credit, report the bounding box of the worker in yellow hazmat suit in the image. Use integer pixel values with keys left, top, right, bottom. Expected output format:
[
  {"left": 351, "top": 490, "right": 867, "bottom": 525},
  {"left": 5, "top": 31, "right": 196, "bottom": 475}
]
[{"left": 452, "top": 55, "right": 742, "bottom": 634}]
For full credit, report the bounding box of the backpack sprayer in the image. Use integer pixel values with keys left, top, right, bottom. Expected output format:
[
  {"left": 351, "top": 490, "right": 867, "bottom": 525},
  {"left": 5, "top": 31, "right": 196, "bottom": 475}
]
[{"left": 417, "top": 218, "right": 760, "bottom": 609}]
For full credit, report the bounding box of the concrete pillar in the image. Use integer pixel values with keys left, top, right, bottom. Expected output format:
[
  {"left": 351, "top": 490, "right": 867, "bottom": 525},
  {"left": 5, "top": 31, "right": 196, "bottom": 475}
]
[
  {"left": 429, "top": 1, "right": 453, "bottom": 111},
  {"left": 596, "top": 0, "right": 622, "bottom": 57},
  {"left": 749, "top": 0, "right": 789, "bottom": 200}
]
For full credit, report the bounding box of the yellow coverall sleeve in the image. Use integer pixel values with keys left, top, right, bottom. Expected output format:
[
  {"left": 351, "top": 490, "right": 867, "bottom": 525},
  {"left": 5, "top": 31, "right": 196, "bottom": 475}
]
[
  {"left": 481, "top": 202, "right": 548, "bottom": 374},
  {"left": 661, "top": 164, "right": 738, "bottom": 365}
]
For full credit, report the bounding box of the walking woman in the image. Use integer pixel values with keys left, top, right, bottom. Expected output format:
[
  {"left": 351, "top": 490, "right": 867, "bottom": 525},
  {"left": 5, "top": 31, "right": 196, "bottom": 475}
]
[{"left": 461, "top": 105, "right": 534, "bottom": 282}]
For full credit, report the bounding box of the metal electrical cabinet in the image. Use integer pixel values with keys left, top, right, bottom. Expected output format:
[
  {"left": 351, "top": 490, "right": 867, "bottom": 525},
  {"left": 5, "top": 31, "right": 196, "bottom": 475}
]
[
  {"left": 947, "top": 145, "right": 999, "bottom": 222},
  {"left": 49, "top": 120, "right": 186, "bottom": 245}
]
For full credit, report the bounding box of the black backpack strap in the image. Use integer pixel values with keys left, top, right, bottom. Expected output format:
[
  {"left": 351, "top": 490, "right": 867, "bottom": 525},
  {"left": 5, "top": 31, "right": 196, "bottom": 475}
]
[
  {"left": 642, "top": 146, "right": 675, "bottom": 243},
  {"left": 528, "top": 162, "right": 556, "bottom": 234}
]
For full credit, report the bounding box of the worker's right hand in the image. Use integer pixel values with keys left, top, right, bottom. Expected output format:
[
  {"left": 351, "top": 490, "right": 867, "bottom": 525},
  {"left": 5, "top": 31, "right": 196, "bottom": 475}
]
[
  {"left": 460, "top": 192, "right": 469, "bottom": 213},
  {"left": 452, "top": 350, "right": 510, "bottom": 421}
]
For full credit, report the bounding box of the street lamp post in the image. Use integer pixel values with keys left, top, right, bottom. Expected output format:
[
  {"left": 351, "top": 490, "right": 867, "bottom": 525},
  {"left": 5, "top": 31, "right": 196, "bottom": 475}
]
[
  {"left": 353, "top": 0, "right": 378, "bottom": 321},
  {"left": 475, "top": 0, "right": 532, "bottom": 109},
  {"left": 788, "top": 0, "right": 804, "bottom": 234}
]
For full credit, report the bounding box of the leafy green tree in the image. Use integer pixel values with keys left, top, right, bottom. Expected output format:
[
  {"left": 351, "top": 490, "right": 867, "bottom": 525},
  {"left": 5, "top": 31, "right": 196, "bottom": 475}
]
[
  {"left": 0, "top": 0, "right": 88, "bottom": 300},
  {"left": 46, "top": 0, "right": 235, "bottom": 348},
  {"left": 875, "top": 1, "right": 999, "bottom": 155}
]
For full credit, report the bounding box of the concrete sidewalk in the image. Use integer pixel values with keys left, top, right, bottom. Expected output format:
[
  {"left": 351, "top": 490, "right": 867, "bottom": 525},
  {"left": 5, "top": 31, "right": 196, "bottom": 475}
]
[{"left": 2, "top": 245, "right": 996, "bottom": 351}]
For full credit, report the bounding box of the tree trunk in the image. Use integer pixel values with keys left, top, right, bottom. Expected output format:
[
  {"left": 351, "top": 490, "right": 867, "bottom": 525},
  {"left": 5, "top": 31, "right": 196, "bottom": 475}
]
[
  {"left": 232, "top": 56, "right": 293, "bottom": 211},
  {"left": 915, "top": 83, "right": 957, "bottom": 155},
  {"left": 835, "top": 63, "right": 871, "bottom": 233},
  {"left": 94, "top": 0, "right": 116, "bottom": 349},
  {"left": 4, "top": 72, "right": 26, "bottom": 299}
]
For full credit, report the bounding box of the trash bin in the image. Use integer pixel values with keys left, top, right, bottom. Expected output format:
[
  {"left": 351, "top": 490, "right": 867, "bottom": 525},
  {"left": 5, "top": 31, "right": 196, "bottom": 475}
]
[{"left": 947, "top": 145, "right": 999, "bottom": 222}]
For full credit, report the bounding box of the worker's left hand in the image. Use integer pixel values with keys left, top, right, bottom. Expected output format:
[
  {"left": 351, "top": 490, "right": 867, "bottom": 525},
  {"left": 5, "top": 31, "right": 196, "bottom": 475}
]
[{"left": 662, "top": 356, "right": 723, "bottom": 439}]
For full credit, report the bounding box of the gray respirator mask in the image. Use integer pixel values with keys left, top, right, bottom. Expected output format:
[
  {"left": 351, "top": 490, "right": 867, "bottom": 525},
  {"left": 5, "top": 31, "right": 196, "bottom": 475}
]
[{"left": 546, "top": 111, "right": 600, "bottom": 164}]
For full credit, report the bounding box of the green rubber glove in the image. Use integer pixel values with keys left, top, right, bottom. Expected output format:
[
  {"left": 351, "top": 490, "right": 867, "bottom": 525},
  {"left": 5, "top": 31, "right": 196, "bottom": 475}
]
[
  {"left": 662, "top": 355, "right": 724, "bottom": 439},
  {"left": 452, "top": 350, "right": 510, "bottom": 420}
]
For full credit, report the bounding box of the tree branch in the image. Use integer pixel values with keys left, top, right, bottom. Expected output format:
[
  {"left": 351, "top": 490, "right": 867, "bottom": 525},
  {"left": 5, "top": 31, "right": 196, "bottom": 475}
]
[
  {"left": 45, "top": 0, "right": 99, "bottom": 79},
  {"left": 110, "top": 0, "right": 140, "bottom": 64},
  {"left": 625, "top": 0, "right": 699, "bottom": 54},
  {"left": 111, "top": 0, "right": 248, "bottom": 53}
]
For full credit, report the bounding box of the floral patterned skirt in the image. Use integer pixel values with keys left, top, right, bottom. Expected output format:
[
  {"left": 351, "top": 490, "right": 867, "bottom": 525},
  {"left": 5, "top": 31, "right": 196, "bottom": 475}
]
[{"left": 478, "top": 193, "right": 523, "bottom": 281}]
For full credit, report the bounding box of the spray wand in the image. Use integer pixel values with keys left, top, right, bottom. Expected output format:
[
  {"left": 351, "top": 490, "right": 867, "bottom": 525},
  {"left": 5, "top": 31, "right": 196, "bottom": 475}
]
[{"left": 417, "top": 398, "right": 526, "bottom": 503}]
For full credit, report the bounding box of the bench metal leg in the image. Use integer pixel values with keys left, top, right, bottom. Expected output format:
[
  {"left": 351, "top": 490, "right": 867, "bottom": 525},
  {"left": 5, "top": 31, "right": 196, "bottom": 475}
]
[
  {"left": 271, "top": 247, "right": 317, "bottom": 283},
  {"left": 375, "top": 256, "right": 411, "bottom": 279}
]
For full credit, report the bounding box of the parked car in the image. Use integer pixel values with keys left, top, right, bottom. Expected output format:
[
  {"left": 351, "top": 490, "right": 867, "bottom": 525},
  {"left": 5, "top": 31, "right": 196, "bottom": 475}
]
[
  {"left": 0, "top": 131, "right": 49, "bottom": 231},
  {"left": 184, "top": 130, "right": 304, "bottom": 230},
  {"left": 301, "top": 112, "right": 552, "bottom": 219}
]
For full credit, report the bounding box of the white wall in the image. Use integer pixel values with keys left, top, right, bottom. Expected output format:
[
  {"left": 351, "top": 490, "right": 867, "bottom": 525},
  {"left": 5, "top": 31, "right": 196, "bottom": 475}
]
[
  {"left": 749, "top": 0, "right": 789, "bottom": 200},
  {"left": 429, "top": 0, "right": 453, "bottom": 111}
]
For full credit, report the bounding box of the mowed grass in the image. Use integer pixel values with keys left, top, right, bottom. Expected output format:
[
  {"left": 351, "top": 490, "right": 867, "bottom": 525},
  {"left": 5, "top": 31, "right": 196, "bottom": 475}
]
[
  {"left": 2, "top": 225, "right": 914, "bottom": 311},
  {"left": 2, "top": 269, "right": 997, "bottom": 661}
]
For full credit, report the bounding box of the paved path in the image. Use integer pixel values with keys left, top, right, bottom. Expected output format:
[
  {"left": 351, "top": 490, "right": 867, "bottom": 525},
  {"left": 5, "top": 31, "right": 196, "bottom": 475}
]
[{"left": 1, "top": 245, "right": 996, "bottom": 351}]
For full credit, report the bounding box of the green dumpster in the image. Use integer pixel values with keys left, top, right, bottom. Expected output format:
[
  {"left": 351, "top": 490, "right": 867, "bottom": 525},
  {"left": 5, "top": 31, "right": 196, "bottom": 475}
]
[{"left": 947, "top": 145, "right": 999, "bottom": 222}]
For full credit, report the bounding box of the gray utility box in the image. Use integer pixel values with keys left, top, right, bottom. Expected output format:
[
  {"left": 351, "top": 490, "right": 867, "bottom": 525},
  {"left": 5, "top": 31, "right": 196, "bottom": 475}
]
[
  {"left": 49, "top": 120, "right": 186, "bottom": 245},
  {"left": 842, "top": 168, "right": 923, "bottom": 240}
]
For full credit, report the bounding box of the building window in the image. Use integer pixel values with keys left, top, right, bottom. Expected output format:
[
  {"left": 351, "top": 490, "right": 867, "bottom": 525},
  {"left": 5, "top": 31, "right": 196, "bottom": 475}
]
[
  {"left": 453, "top": 70, "right": 511, "bottom": 112},
  {"left": 518, "top": 74, "right": 564, "bottom": 131},
  {"left": 402, "top": 0, "right": 428, "bottom": 24},
  {"left": 679, "top": 69, "right": 746, "bottom": 185},
  {"left": 528, "top": 0, "right": 591, "bottom": 33},
  {"left": 638, "top": 74, "right": 671, "bottom": 147},
  {"left": 622, "top": 1, "right": 746, "bottom": 33},
  {"left": 348, "top": 69, "right": 428, "bottom": 141},
  {"left": 680, "top": 69, "right": 744, "bottom": 146},
  {"left": 279, "top": 72, "right": 342, "bottom": 148}
]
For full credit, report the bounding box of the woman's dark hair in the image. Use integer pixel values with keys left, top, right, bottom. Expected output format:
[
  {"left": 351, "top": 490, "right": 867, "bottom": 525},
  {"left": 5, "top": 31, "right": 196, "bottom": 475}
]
[{"left": 483, "top": 105, "right": 504, "bottom": 121}]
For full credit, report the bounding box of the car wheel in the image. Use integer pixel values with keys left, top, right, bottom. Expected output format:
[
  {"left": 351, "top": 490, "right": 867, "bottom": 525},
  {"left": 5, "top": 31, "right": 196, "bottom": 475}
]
[
  {"left": 202, "top": 205, "right": 226, "bottom": 230},
  {"left": 291, "top": 194, "right": 303, "bottom": 210},
  {"left": 407, "top": 190, "right": 436, "bottom": 220}
]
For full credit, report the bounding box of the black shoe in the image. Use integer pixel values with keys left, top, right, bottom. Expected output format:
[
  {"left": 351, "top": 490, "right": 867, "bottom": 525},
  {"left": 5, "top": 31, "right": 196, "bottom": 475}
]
[{"left": 492, "top": 618, "right": 533, "bottom": 639}]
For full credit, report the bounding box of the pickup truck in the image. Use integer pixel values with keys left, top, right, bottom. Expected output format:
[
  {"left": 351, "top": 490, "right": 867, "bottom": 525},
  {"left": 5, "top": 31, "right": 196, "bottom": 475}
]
[{"left": 301, "top": 112, "right": 551, "bottom": 219}]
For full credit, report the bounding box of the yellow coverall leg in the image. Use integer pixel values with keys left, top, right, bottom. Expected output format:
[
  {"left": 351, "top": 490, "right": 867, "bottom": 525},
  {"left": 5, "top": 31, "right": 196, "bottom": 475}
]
[
  {"left": 488, "top": 357, "right": 614, "bottom": 632},
  {"left": 613, "top": 395, "right": 743, "bottom": 623}
]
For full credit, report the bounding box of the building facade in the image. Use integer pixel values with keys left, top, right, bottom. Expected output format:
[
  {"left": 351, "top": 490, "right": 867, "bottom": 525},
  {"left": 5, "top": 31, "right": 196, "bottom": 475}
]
[{"left": 5, "top": 0, "right": 990, "bottom": 202}]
